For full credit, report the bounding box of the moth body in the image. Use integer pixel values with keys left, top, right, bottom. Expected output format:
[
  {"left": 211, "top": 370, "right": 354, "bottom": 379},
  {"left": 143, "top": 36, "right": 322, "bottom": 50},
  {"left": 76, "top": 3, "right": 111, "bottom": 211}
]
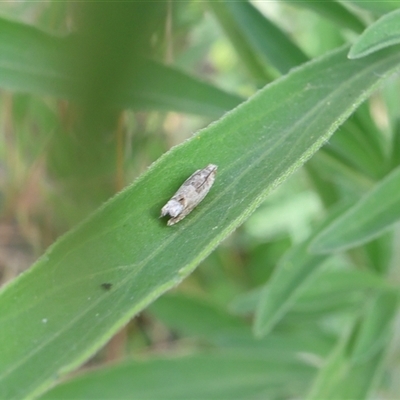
[{"left": 160, "top": 164, "right": 217, "bottom": 226}]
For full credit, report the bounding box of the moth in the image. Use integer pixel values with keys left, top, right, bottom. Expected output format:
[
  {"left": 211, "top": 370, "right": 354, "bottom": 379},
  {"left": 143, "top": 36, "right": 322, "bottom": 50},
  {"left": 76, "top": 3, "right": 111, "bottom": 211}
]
[{"left": 160, "top": 164, "right": 218, "bottom": 226}]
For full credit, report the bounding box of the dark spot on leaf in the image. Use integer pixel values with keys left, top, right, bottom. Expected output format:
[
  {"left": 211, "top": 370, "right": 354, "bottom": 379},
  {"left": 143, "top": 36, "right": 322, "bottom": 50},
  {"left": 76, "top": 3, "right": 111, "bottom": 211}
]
[{"left": 101, "top": 283, "right": 112, "bottom": 291}]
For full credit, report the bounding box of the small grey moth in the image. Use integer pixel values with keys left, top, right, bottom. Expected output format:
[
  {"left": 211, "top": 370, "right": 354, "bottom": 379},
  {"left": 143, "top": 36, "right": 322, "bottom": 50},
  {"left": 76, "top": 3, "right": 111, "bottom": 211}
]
[{"left": 160, "top": 164, "right": 217, "bottom": 226}]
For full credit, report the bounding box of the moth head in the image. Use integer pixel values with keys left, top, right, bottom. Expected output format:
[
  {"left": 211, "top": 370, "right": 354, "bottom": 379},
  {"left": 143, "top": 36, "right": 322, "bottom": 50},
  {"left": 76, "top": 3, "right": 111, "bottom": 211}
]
[{"left": 160, "top": 199, "right": 184, "bottom": 218}]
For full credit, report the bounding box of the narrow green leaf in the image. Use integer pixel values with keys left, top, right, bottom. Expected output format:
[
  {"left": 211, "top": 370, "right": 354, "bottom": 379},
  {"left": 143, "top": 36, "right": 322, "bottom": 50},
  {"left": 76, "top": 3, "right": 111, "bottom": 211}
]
[
  {"left": 284, "top": 0, "right": 366, "bottom": 33},
  {"left": 307, "top": 332, "right": 350, "bottom": 400},
  {"left": 254, "top": 238, "right": 328, "bottom": 337},
  {"left": 308, "top": 293, "right": 397, "bottom": 400},
  {"left": 327, "top": 104, "right": 387, "bottom": 180},
  {"left": 150, "top": 293, "right": 334, "bottom": 356},
  {"left": 0, "top": 17, "right": 242, "bottom": 117},
  {"left": 335, "top": 350, "right": 387, "bottom": 399},
  {"left": 222, "top": 0, "right": 308, "bottom": 74},
  {"left": 39, "top": 353, "right": 315, "bottom": 400},
  {"left": 391, "top": 119, "right": 400, "bottom": 168},
  {"left": 382, "top": 72, "right": 400, "bottom": 127},
  {"left": 310, "top": 166, "right": 400, "bottom": 253},
  {"left": 309, "top": 150, "right": 375, "bottom": 193},
  {"left": 232, "top": 268, "right": 390, "bottom": 320},
  {"left": 0, "top": 17, "right": 72, "bottom": 97},
  {"left": 208, "top": 1, "right": 272, "bottom": 83},
  {"left": 349, "top": 9, "right": 400, "bottom": 59},
  {"left": 292, "top": 269, "right": 391, "bottom": 314},
  {"left": 351, "top": 291, "right": 398, "bottom": 362},
  {"left": 118, "top": 60, "right": 243, "bottom": 117},
  {"left": 346, "top": 0, "right": 400, "bottom": 16},
  {"left": 363, "top": 232, "right": 394, "bottom": 275},
  {"left": 305, "top": 161, "right": 341, "bottom": 208},
  {"left": 307, "top": 325, "right": 388, "bottom": 400},
  {"left": 2, "top": 45, "right": 400, "bottom": 399},
  {"left": 149, "top": 293, "right": 246, "bottom": 339},
  {"left": 253, "top": 200, "right": 360, "bottom": 337}
]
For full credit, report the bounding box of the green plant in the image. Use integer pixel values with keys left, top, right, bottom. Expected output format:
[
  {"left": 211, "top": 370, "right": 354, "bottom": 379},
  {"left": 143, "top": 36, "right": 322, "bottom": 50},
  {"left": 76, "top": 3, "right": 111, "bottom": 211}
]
[{"left": 1, "top": 1, "right": 400, "bottom": 399}]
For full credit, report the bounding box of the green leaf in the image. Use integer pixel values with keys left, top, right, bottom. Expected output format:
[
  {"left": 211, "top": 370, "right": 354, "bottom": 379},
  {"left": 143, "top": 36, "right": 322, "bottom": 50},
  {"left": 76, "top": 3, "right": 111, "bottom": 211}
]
[
  {"left": 39, "top": 353, "right": 315, "bottom": 400},
  {"left": 284, "top": 0, "right": 366, "bottom": 33},
  {"left": 149, "top": 293, "right": 247, "bottom": 339},
  {"left": 150, "top": 293, "right": 334, "bottom": 356},
  {"left": 350, "top": 291, "right": 398, "bottom": 362},
  {"left": 221, "top": 0, "right": 308, "bottom": 74},
  {"left": 349, "top": 9, "right": 400, "bottom": 59},
  {"left": 346, "top": 0, "right": 400, "bottom": 17},
  {"left": 307, "top": 292, "right": 398, "bottom": 400},
  {"left": 310, "top": 166, "right": 400, "bottom": 253},
  {"left": 308, "top": 150, "right": 375, "bottom": 194},
  {"left": 253, "top": 201, "right": 356, "bottom": 337},
  {"left": 118, "top": 60, "right": 243, "bottom": 117},
  {"left": 0, "top": 17, "right": 72, "bottom": 97},
  {"left": 291, "top": 269, "right": 391, "bottom": 315},
  {"left": 254, "top": 237, "right": 328, "bottom": 337},
  {"left": 208, "top": 1, "right": 272, "bottom": 83},
  {"left": 2, "top": 45, "right": 400, "bottom": 399},
  {"left": 307, "top": 324, "right": 388, "bottom": 400},
  {"left": 232, "top": 268, "right": 390, "bottom": 319},
  {"left": 0, "top": 17, "right": 242, "bottom": 117},
  {"left": 326, "top": 104, "right": 387, "bottom": 180},
  {"left": 391, "top": 119, "right": 400, "bottom": 168}
]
